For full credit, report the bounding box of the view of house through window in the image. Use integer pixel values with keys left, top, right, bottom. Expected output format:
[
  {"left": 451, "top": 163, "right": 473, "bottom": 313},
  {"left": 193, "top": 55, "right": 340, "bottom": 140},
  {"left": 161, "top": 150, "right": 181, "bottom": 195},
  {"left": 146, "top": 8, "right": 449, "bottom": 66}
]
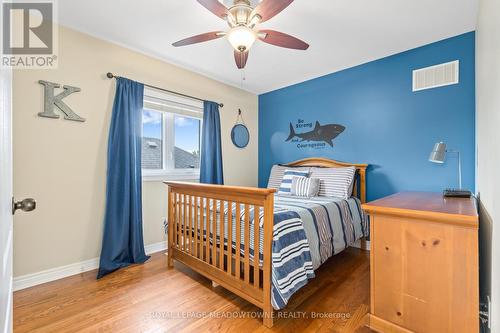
[
  {"left": 173, "top": 115, "right": 201, "bottom": 169},
  {"left": 141, "top": 89, "right": 202, "bottom": 179},
  {"left": 142, "top": 110, "right": 163, "bottom": 170}
]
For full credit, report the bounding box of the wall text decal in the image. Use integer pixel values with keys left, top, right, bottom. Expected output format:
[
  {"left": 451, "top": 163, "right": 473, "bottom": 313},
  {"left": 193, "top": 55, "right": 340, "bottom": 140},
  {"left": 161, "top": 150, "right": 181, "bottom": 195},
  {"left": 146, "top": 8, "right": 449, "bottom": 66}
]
[
  {"left": 286, "top": 119, "right": 345, "bottom": 148},
  {"left": 38, "top": 80, "right": 85, "bottom": 122}
]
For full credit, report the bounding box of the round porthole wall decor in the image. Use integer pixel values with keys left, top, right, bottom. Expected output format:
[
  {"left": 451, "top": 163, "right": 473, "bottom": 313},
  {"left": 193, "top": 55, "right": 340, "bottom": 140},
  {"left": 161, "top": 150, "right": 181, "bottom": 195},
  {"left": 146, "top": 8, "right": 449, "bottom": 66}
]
[{"left": 231, "top": 109, "right": 250, "bottom": 149}]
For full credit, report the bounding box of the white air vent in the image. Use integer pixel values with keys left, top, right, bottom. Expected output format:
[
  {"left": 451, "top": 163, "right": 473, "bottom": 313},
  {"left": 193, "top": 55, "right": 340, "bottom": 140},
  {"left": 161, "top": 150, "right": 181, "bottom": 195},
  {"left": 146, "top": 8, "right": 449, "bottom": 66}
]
[{"left": 412, "top": 60, "right": 459, "bottom": 92}]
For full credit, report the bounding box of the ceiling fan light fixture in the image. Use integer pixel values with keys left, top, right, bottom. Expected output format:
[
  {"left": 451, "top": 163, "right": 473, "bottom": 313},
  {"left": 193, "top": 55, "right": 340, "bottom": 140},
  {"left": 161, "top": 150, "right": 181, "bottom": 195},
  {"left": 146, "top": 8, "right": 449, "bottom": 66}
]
[
  {"left": 227, "top": 26, "right": 256, "bottom": 51},
  {"left": 173, "top": 0, "right": 309, "bottom": 69}
]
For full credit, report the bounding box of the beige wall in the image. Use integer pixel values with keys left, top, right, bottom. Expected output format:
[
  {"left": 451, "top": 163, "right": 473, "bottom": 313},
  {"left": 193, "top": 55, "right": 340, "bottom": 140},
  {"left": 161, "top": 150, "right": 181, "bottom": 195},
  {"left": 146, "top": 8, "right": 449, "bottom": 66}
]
[
  {"left": 476, "top": 0, "right": 500, "bottom": 329},
  {"left": 13, "top": 25, "right": 258, "bottom": 277}
]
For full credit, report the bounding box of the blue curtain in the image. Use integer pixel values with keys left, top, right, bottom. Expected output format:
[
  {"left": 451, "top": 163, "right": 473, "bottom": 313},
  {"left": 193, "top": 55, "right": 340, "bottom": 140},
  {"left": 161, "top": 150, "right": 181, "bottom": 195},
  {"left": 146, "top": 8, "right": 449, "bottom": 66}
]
[
  {"left": 97, "top": 78, "right": 150, "bottom": 279},
  {"left": 200, "top": 101, "right": 224, "bottom": 184}
]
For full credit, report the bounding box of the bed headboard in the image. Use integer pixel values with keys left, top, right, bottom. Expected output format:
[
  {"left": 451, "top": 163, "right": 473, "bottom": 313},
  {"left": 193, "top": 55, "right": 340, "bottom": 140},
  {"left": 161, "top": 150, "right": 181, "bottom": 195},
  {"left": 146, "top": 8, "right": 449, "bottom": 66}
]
[{"left": 285, "top": 157, "right": 368, "bottom": 203}]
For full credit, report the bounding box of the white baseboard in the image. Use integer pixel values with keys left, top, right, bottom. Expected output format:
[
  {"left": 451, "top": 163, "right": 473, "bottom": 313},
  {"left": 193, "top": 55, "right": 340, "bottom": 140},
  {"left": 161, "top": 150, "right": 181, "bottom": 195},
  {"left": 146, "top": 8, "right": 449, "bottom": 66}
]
[
  {"left": 351, "top": 239, "right": 370, "bottom": 251},
  {"left": 144, "top": 241, "right": 168, "bottom": 255},
  {"left": 13, "top": 241, "right": 167, "bottom": 292}
]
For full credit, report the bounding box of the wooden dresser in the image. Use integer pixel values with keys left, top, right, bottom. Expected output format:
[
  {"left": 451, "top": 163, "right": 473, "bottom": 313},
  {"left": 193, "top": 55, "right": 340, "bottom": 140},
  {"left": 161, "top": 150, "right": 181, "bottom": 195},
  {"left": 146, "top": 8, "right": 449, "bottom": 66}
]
[{"left": 362, "top": 192, "right": 478, "bottom": 333}]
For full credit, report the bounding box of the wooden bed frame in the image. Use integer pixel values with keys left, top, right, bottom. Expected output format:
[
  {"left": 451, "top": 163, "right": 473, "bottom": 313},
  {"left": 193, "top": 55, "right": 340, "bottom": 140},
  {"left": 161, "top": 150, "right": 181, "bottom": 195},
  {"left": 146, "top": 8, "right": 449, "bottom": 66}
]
[{"left": 165, "top": 157, "right": 368, "bottom": 327}]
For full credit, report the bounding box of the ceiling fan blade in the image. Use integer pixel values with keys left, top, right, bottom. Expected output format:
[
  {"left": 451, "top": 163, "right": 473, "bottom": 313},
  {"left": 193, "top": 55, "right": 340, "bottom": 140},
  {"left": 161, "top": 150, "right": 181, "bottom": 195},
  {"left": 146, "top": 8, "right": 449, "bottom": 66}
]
[
  {"left": 196, "top": 0, "right": 229, "bottom": 19},
  {"left": 234, "top": 50, "right": 249, "bottom": 69},
  {"left": 172, "top": 31, "right": 225, "bottom": 47},
  {"left": 251, "top": 0, "right": 293, "bottom": 23},
  {"left": 258, "top": 30, "right": 309, "bottom": 50}
]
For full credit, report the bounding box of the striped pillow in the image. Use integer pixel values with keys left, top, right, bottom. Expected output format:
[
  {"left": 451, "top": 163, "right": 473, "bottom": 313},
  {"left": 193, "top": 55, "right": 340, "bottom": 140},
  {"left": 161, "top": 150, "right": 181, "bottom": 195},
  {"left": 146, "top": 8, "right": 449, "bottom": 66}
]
[
  {"left": 310, "top": 166, "right": 356, "bottom": 199},
  {"left": 278, "top": 169, "right": 310, "bottom": 194},
  {"left": 267, "top": 165, "right": 310, "bottom": 190},
  {"left": 291, "top": 176, "right": 320, "bottom": 197},
  {"left": 267, "top": 165, "right": 287, "bottom": 190}
]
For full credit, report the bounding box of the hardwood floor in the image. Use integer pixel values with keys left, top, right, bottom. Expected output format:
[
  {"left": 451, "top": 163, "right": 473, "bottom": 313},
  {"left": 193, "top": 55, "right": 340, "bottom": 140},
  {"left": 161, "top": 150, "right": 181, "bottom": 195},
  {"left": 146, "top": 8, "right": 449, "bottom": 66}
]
[{"left": 14, "top": 248, "right": 373, "bottom": 333}]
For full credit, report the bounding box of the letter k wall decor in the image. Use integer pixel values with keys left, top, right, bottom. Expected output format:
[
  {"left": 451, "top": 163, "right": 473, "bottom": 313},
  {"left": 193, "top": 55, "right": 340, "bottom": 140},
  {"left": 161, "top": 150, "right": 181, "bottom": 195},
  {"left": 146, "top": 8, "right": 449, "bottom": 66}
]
[{"left": 38, "top": 80, "right": 85, "bottom": 122}]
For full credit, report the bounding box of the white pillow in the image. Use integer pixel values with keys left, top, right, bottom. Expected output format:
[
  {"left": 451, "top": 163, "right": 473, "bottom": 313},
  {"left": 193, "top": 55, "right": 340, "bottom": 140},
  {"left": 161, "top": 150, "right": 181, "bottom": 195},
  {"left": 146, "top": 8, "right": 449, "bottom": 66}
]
[
  {"left": 291, "top": 176, "right": 320, "bottom": 197},
  {"left": 309, "top": 166, "right": 356, "bottom": 199},
  {"left": 278, "top": 169, "right": 310, "bottom": 194}
]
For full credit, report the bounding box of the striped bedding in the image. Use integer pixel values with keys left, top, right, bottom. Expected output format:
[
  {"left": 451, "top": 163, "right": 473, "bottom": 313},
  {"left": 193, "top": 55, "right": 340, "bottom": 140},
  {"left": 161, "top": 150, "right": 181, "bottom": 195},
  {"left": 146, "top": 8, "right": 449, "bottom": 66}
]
[{"left": 186, "top": 194, "right": 368, "bottom": 310}]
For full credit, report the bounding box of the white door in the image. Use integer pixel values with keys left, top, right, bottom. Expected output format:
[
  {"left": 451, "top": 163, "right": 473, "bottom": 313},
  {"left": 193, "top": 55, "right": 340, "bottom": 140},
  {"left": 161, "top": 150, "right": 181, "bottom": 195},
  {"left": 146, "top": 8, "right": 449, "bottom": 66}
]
[{"left": 0, "top": 66, "right": 13, "bottom": 333}]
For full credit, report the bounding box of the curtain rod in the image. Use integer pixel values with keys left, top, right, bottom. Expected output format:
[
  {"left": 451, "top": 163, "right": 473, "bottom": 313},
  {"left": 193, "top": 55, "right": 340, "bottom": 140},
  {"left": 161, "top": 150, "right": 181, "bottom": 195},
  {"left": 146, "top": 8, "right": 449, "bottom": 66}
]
[{"left": 106, "top": 72, "right": 223, "bottom": 108}]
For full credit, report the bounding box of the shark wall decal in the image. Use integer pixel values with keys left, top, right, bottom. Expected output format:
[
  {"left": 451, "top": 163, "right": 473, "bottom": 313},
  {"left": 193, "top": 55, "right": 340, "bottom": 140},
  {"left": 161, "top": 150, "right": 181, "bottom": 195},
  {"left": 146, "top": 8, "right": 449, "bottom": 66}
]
[{"left": 286, "top": 121, "right": 345, "bottom": 147}]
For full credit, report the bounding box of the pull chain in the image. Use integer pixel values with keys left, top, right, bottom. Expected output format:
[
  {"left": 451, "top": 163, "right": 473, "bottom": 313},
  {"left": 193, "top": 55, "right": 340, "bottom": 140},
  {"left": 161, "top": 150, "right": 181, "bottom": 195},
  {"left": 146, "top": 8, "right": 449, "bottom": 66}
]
[{"left": 240, "top": 68, "right": 246, "bottom": 89}]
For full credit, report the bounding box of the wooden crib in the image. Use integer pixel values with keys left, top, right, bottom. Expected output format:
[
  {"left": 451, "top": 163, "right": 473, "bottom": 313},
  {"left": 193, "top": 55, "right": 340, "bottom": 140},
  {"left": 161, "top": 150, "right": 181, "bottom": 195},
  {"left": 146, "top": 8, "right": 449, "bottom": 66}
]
[{"left": 165, "top": 157, "right": 367, "bottom": 327}]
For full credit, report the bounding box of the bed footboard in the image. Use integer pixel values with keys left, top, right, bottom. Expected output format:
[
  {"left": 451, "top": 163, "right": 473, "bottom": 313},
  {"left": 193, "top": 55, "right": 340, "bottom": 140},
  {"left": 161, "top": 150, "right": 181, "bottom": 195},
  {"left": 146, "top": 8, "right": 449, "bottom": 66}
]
[{"left": 165, "top": 181, "right": 276, "bottom": 327}]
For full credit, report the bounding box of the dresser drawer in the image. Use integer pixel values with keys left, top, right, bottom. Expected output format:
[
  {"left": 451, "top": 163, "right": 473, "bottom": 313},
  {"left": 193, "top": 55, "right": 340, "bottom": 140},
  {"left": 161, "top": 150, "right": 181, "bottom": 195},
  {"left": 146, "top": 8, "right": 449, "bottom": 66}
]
[{"left": 372, "top": 215, "right": 478, "bottom": 333}]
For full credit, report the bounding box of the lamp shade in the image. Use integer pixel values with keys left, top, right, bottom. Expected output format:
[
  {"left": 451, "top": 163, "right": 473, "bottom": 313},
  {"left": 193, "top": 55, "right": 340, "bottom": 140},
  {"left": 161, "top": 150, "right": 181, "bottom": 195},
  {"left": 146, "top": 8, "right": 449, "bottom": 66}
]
[
  {"left": 429, "top": 142, "right": 447, "bottom": 163},
  {"left": 227, "top": 26, "right": 256, "bottom": 52}
]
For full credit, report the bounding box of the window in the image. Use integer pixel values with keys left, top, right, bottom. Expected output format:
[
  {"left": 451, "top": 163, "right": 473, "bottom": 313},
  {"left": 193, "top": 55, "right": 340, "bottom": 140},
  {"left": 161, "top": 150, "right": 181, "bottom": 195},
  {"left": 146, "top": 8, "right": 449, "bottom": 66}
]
[{"left": 141, "top": 88, "right": 203, "bottom": 180}]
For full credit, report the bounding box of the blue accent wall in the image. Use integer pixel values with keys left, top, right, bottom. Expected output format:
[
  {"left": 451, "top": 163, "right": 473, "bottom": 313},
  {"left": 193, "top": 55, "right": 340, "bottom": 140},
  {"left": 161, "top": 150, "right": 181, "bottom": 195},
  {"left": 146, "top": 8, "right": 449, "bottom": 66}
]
[{"left": 258, "top": 32, "right": 475, "bottom": 201}]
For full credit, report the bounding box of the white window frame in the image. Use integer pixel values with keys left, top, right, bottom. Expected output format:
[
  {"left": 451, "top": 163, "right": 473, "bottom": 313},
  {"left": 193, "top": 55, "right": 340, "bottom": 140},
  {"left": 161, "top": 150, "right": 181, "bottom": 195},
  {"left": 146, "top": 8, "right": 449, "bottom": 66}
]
[{"left": 142, "top": 88, "right": 203, "bottom": 181}]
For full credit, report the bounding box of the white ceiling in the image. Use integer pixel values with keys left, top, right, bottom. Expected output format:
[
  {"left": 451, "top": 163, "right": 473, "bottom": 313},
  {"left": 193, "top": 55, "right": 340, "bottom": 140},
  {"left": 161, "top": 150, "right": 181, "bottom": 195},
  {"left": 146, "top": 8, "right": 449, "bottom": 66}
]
[{"left": 58, "top": 0, "right": 478, "bottom": 94}]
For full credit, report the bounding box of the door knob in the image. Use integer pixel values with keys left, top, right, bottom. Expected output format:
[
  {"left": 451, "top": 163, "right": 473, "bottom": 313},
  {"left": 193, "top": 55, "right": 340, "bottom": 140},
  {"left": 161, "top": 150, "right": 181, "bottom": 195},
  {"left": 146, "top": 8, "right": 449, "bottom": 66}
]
[{"left": 12, "top": 198, "right": 36, "bottom": 215}]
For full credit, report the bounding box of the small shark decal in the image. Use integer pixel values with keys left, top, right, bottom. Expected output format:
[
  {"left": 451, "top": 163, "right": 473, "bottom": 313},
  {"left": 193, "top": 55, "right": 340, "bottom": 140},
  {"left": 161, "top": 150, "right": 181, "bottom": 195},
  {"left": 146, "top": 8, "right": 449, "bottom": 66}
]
[{"left": 286, "top": 121, "right": 345, "bottom": 147}]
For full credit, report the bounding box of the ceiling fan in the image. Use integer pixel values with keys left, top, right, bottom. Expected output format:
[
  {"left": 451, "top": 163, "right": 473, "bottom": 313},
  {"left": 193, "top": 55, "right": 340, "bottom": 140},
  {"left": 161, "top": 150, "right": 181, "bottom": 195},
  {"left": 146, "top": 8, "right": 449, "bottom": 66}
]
[{"left": 172, "top": 0, "right": 309, "bottom": 69}]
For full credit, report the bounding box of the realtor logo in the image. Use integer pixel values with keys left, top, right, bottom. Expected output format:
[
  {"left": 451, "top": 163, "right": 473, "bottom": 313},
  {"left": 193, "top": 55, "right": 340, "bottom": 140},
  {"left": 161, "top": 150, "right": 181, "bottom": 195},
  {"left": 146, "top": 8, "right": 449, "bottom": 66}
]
[{"left": 1, "top": 1, "right": 57, "bottom": 68}]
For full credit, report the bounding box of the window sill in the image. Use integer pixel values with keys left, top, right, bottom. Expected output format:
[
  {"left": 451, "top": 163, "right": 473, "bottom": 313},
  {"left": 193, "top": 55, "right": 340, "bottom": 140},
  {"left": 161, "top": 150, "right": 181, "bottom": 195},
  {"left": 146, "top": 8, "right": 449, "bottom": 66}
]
[{"left": 142, "top": 173, "right": 200, "bottom": 182}]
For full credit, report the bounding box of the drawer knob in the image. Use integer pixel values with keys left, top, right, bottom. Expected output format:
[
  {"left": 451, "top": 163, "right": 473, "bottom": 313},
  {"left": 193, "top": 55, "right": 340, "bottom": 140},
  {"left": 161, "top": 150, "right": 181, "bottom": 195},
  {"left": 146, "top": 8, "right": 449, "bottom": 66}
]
[
  {"left": 433, "top": 239, "right": 440, "bottom": 246},
  {"left": 397, "top": 311, "right": 402, "bottom": 317},
  {"left": 421, "top": 241, "right": 426, "bottom": 247},
  {"left": 385, "top": 246, "right": 389, "bottom": 251}
]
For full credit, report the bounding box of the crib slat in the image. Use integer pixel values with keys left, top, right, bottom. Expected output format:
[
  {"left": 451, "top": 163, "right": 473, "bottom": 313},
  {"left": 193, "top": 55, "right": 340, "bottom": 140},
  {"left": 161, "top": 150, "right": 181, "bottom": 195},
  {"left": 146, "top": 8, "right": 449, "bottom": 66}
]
[
  {"left": 179, "top": 194, "right": 184, "bottom": 251},
  {"left": 177, "top": 194, "right": 182, "bottom": 250},
  {"left": 209, "top": 199, "right": 213, "bottom": 265},
  {"left": 189, "top": 195, "right": 194, "bottom": 255},
  {"left": 212, "top": 200, "right": 220, "bottom": 267},
  {"left": 191, "top": 196, "right": 194, "bottom": 255},
  {"left": 244, "top": 203, "right": 250, "bottom": 284},
  {"left": 197, "top": 197, "right": 201, "bottom": 259},
  {"left": 187, "top": 197, "right": 191, "bottom": 252},
  {"left": 183, "top": 194, "right": 188, "bottom": 252},
  {"left": 185, "top": 195, "right": 189, "bottom": 253},
  {"left": 180, "top": 194, "right": 184, "bottom": 252},
  {"left": 190, "top": 196, "right": 194, "bottom": 254},
  {"left": 205, "top": 198, "right": 210, "bottom": 263},
  {"left": 200, "top": 197, "right": 206, "bottom": 261},
  {"left": 212, "top": 199, "right": 217, "bottom": 267},
  {"left": 235, "top": 203, "right": 241, "bottom": 279},
  {"left": 227, "top": 201, "right": 233, "bottom": 276},
  {"left": 219, "top": 201, "right": 225, "bottom": 271},
  {"left": 254, "top": 205, "right": 260, "bottom": 288},
  {"left": 194, "top": 196, "right": 198, "bottom": 258},
  {"left": 180, "top": 194, "right": 183, "bottom": 252},
  {"left": 172, "top": 193, "right": 177, "bottom": 250}
]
